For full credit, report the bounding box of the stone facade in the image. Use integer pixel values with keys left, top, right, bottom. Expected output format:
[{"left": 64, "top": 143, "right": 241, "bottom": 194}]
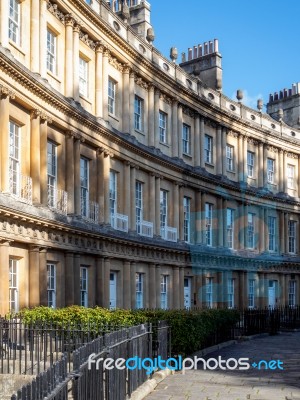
[{"left": 0, "top": 0, "right": 300, "bottom": 314}]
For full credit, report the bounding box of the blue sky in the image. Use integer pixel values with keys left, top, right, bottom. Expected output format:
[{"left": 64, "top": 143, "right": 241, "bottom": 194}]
[{"left": 150, "top": 0, "right": 300, "bottom": 110}]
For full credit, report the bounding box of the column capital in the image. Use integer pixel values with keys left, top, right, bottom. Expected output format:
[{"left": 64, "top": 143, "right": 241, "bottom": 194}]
[
  {"left": 0, "top": 85, "right": 15, "bottom": 99},
  {"left": 0, "top": 238, "right": 11, "bottom": 246},
  {"left": 95, "top": 41, "right": 105, "bottom": 53},
  {"left": 65, "top": 14, "right": 76, "bottom": 27},
  {"left": 123, "top": 64, "right": 131, "bottom": 74},
  {"left": 66, "top": 130, "right": 76, "bottom": 139},
  {"left": 31, "top": 109, "right": 52, "bottom": 123},
  {"left": 103, "top": 48, "right": 111, "bottom": 58},
  {"left": 73, "top": 23, "right": 81, "bottom": 33}
]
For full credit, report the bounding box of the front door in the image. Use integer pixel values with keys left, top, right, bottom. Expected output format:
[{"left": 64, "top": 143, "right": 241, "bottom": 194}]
[
  {"left": 109, "top": 272, "right": 117, "bottom": 310},
  {"left": 268, "top": 280, "right": 276, "bottom": 307},
  {"left": 184, "top": 277, "right": 192, "bottom": 309}
]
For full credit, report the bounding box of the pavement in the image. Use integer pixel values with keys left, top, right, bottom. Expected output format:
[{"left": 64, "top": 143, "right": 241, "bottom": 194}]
[{"left": 145, "top": 332, "right": 300, "bottom": 400}]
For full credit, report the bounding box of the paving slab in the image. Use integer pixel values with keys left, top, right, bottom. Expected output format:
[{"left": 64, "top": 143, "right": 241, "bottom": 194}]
[{"left": 146, "top": 332, "right": 300, "bottom": 400}]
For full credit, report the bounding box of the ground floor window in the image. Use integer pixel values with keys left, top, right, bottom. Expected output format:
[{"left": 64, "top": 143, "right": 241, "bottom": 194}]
[
  {"left": 9, "top": 259, "right": 19, "bottom": 312},
  {"left": 47, "top": 263, "right": 56, "bottom": 308}
]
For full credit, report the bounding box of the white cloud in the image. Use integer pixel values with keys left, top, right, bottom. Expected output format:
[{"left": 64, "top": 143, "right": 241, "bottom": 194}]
[{"left": 231, "top": 90, "right": 264, "bottom": 110}]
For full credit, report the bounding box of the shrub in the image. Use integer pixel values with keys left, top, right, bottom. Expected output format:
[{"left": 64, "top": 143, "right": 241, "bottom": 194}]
[{"left": 16, "top": 306, "right": 239, "bottom": 356}]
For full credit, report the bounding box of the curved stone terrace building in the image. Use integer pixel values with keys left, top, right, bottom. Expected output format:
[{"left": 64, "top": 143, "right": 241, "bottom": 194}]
[{"left": 0, "top": 0, "right": 299, "bottom": 314}]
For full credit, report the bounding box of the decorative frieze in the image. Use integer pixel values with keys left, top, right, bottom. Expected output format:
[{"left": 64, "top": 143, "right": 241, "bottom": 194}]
[
  {"left": 108, "top": 55, "right": 124, "bottom": 72},
  {"left": 79, "top": 31, "right": 96, "bottom": 50},
  {"left": 135, "top": 76, "right": 149, "bottom": 91},
  {"left": 287, "top": 152, "right": 298, "bottom": 159},
  {"left": 47, "top": 1, "right": 65, "bottom": 23},
  {"left": 0, "top": 84, "right": 15, "bottom": 99}
]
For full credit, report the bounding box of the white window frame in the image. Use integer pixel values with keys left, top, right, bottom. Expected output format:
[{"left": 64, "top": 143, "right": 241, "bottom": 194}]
[
  {"left": 134, "top": 95, "right": 143, "bottom": 131},
  {"left": 47, "top": 28, "right": 57, "bottom": 74},
  {"left": 247, "top": 151, "right": 254, "bottom": 178},
  {"left": 182, "top": 124, "right": 191, "bottom": 155},
  {"left": 226, "top": 208, "right": 234, "bottom": 249},
  {"left": 160, "top": 190, "right": 168, "bottom": 235},
  {"left": 136, "top": 181, "right": 143, "bottom": 233},
  {"left": 227, "top": 278, "right": 234, "bottom": 309},
  {"left": 9, "top": 0, "right": 20, "bottom": 45},
  {"left": 204, "top": 135, "right": 212, "bottom": 163},
  {"left": 267, "top": 158, "right": 275, "bottom": 184},
  {"left": 80, "top": 267, "right": 88, "bottom": 307},
  {"left": 288, "top": 280, "right": 296, "bottom": 307},
  {"left": 9, "top": 121, "right": 20, "bottom": 196},
  {"left": 109, "top": 171, "right": 117, "bottom": 224},
  {"left": 247, "top": 212, "right": 255, "bottom": 249},
  {"left": 205, "top": 203, "right": 213, "bottom": 246},
  {"left": 268, "top": 216, "right": 276, "bottom": 252},
  {"left": 226, "top": 145, "right": 234, "bottom": 171},
  {"left": 248, "top": 279, "right": 255, "bottom": 309},
  {"left": 160, "top": 275, "right": 168, "bottom": 309},
  {"left": 206, "top": 277, "right": 213, "bottom": 308},
  {"left": 159, "top": 111, "right": 167, "bottom": 143},
  {"left": 79, "top": 57, "right": 88, "bottom": 97},
  {"left": 288, "top": 220, "right": 296, "bottom": 254},
  {"left": 183, "top": 196, "right": 191, "bottom": 243},
  {"left": 9, "top": 259, "right": 19, "bottom": 313},
  {"left": 108, "top": 78, "right": 116, "bottom": 115},
  {"left": 47, "top": 141, "right": 57, "bottom": 208},
  {"left": 80, "top": 157, "right": 89, "bottom": 218},
  {"left": 135, "top": 273, "right": 144, "bottom": 309},
  {"left": 287, "top": 164, "right": 295, "bottom": 189},
  {"left": 47, "top": 263, "right": 56, "bottom": 308}
]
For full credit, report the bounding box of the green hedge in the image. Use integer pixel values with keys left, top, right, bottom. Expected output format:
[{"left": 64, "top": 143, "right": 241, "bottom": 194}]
[{"left": 17, "top": 306, "right": 239, "bottom": 356}]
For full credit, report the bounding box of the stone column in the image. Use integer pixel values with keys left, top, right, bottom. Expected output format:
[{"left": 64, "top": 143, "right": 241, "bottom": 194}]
[
  {"left": 148, "top": 85, "right": 155, "bottom": 147},
  {"left": 30, "top": 111, "right": 41, "bottom": 203},
  {"left": 258, "top": 142, "right": 264, "bottom": 187},
  {"left": 200, "top": 118, "right": 205, "bottom": 169},
  {"left": 179, "top": 267, "right": 185, "bottom": 309},
  {"left": 243, "top": 136, "right": 248, "bottom": 181},
  {"left": 238, "top": 134, "right": 244, "bottom": 181},
  {"left": 172, "top": 100, "right": 178, "bottom": 157},
  {"left": 173, "top": 183, "right": 180, "bottom": 235},
  {"left": 194, "top": 113, "right": 201, "bottom": 166},
  {"left": 102, "top": 49, "right": 110, "bottom": 121},
  {"left": 155, "top": 176, "right": 161, "bottom": 236},
  {"left": 279, "top": 150, "right": 284, "bottom": 192},
  {"left": 179, "top": 186, "right": 184, "bottom": 241},
  {"left": 130, "top": 262, "right": 136, "bottom": 309},
  {"left": 195, "top": 191, "right": 202, "bottom": 244},
  {"left": 258, "top": 272, "right": 265, "bottom": 308},
  {"left": 123, "top": 261, "right": 131, "bottom": 309},
  {"left": 0, "top": 0, "right": 9, "bottom": 48},
  {"left": 65, "top": 252, "right": 75, "bottom": 306},
  {"left": 129, "top": 71, "right": 135, "bottom": 134},
  {"left": 155, "top": 265, "right": 161, "bottom": 309},
  {"left": 65, "top": 16, "right": 74, "bottom": 98},
  {"left": 96, "top": 149, "right": 104, "bottom": 223},
  {"left": 130, "top": 166, "right": 136, "bottom": 231},
  {"left": 73, "top": 23, "right": 80, "bottom": 102},
  {"left": 238, "top": 271, "right": 245, "bottom": 309},
  {"left": 238, "top": 203, "right": 245, "bottom": 250},
  {"left": 103, "top": 258, "right": 110, "bottom": 308},
  {"left": 216, "top": 125, "right": 222, "bottom": 174},
  {"left": 217, "top": 197, "right": 223, "bottom": 247},
  {"left": 0, "top": 88, "right": 12, "bottom": 192},
  {"left": 40, "top": 118, "right": 48, "bottom": 205},
  {"left": 279, "top": 274, "right": 286, "bottom": 306},
  {"left": 74, "top": 254, "right": 81, "bottom": 305},
  {"left": 259, "top": 207, "right": 265, "bottom": 253},
  {"left": 29, "top": 246, "right": 40, "bottom": 307},
  {"left": 66, "top": 132, "right": 75, "bottom": 214},
  {"left": 74, "top": 137, "right": 81, "bottom": 216},
  {"left": 124, "top": 162, "right": 131, "bottom": 221},
  {"left": 39, "top": 0, "right": 47, "bottom": 78},
  {"left": 263, "top": 144, "right": 268, "bottom": 187},
  {"left": 0, "top": 241, "right": 10, "bottom": 315},
  {"left": 284, "top": 212, "right": 289, "bottom": 254},
  {"left": 264, "top": 208, "right": 268, "bottom": 252},
  {"left": 122, "top": 66, "right": 130, "bottom": 132},
  {"left": 173, "top": 267, "right": 180, "bottom": 309},
  {"left": 95, "top": 257, "right": 104, "bottom": 306},
  {"left": 200, "top": 192, "right": 206, "bottom": 244},
  {"left": 104, "top": 153, "right": 111, "bottom": 224},
  {"left": 298, "top": 156, "right": 300, "bottom": 198},
  {"left": 39, "top": 248, "right": 47, "bottom": 306},
  {"left": 154, "top": 89, "right": 160, "bottom": 147},
  {"left": 178, "top": 104, "right": 183, "bottom": 157},
  {"left": 149, "top": 174, "right": 155, "bottom": 230},
  {"left": 149, "top": 264, "right": 156, "bottom": 309},
  {"left": 244, "top": 203, "right": 248, "bottom": 249},
  {"left": 223, "top": 199, "right": 227, "bottom": 248},
  {"left": 95, "top": 43, "right": 104, "bottom": 118},
  {"left": 222, "top": 128, "right": 227, "bottom": 175},
  {"left": 280, "top": 211, "right": 285, "bottom": 254},
  {"left": 31, "top": 0, "right": 40, "bottom": 72},
  {"left": 283, "top": 151, "right": 287, "bottom": 193}
]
